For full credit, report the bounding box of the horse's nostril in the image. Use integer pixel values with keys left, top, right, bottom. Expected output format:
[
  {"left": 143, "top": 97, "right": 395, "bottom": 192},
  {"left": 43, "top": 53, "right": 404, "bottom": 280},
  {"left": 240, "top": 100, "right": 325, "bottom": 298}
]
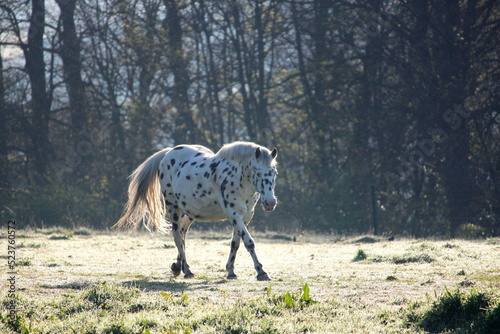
[{"left": 264, "top": 199, "right": 277, "bottom": 209}]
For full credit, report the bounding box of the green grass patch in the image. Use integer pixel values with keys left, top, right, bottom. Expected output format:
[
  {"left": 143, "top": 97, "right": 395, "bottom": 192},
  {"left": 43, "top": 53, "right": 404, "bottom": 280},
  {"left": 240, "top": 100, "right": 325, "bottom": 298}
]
[
  {"left": 81, "top": 282, "right": 139, "bottom": 310},
  {"left": 405, "top": 288, "right": 500, "bottom": 333},
  {"left": 16, "top": 242, "right": 42, "bottom": 249},
  {"left": 49, "top": 235, "right": 72, "bottom": 240},
  {"left": 392, "top": 253, "right": 434, "bottom": 264},
  {"left": 74, "top": 227, "right": 93, "bottom": 236},
  {"left": 18, "top": 259, "right": 32, "bottom": 266}
]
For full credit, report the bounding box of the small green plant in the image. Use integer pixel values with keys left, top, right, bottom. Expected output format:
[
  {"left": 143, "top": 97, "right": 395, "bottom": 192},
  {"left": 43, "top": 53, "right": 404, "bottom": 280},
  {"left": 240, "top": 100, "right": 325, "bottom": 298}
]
[
  {"left": 160, "top": 291, "right": 189, "bottom": 306},
  {"left": 268, "top": 284, "right": 318, "bottom": 310},
  {"left": 352, "top": 249, "right": 367, "bottom": 262},
  {"left": 18, "top": 259, "right": 32, "bottom": 266}
]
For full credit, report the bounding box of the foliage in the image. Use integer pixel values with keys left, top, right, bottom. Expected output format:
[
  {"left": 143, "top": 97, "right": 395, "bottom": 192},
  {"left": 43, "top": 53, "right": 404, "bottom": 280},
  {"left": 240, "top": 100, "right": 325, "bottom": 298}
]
[{"left": 0, "top": 0, "right": 498, "bottom": 236}]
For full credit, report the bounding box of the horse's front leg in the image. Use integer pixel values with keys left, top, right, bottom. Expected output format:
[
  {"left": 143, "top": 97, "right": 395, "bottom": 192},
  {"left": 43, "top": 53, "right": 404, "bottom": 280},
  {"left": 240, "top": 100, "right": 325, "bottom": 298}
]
[
  {"left": 171, "top": 212, "right": 195, "bottom": 278},
  {"left": 226, "top": 206, "right": 256, "bottom": 279},
  {"left": 230, "top": 215, "right": 270, "bottom": 281}
]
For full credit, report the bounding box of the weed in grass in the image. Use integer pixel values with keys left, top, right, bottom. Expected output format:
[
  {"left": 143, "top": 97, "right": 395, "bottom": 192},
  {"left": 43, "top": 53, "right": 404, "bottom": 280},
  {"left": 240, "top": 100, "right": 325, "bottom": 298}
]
[
  {"left": 160, "top": 291, "right": 189, "bottom": 307},
  {"left": 352, "top": 249, "right": 367, "bottom": 262},
  {"left": 103, "top": 322, "right": 134, "bottom": 334},
  {"left": 49, "top": 235, "right": 72, "bottom": 240},
  {"left": 137, "top": 318, "right": 158, "bottom": 330},
  {"left": 459, "top": 279, "right": 475, "bottom": 287},
  {"left": 16, "top": 242, "right": 42, "bottom": 249},
  {"left": 267, "top": 284, "right": 318, "bottom": 310},
  {"left": 18, "top": 259, "right": 32, "bottom": 266},
  {"left": 74, "top": 227, "right": 93, "bottom": 236},
  {"left": 392, "top": 253, "right": 434, "bottom": 264},
  {"left": 82, "top": 282, "right": 139, "bottom": 310}
]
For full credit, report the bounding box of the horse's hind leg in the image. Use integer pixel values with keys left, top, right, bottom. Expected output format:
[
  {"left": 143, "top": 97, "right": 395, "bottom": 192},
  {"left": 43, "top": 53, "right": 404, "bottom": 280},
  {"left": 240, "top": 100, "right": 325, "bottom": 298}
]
[
  {"left": 226, "top": 229, "right": 241, "bottom": 279},
  {"left": 171, "top": 212, "right": 195, "bottom": 278}
]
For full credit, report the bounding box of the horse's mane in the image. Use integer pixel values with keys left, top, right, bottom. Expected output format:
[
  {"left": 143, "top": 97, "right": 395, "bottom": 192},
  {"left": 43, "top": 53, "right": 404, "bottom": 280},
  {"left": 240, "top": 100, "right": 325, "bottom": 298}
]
[{"left": 216, "top": 141, "right": 276, "bottom": 166}]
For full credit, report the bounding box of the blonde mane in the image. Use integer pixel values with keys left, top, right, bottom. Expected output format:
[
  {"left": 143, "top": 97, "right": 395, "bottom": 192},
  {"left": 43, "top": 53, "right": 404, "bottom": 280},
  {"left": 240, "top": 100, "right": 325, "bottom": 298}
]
[{"left": 216, "top": 141, "right": 277, "bottom": 166}]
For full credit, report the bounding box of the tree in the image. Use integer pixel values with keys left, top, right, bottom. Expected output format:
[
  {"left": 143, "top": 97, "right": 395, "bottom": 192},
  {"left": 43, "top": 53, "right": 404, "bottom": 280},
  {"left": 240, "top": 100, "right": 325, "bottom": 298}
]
[
  {"left": 56, "top": 0, "right": 87, "bottom": 137},
  {"left": 24, "top": 0, "right": 51, "bottom": 181},
  {"left": 163, "top": 0, "right": 198, "bottom": 144},
  {"left": 0, "top": 43, "right": 8, "bottom": 189}
]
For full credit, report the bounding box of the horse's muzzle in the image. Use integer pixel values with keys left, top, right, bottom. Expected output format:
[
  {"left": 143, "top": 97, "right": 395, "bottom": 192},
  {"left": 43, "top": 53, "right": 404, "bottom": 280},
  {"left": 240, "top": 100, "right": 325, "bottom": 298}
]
[{"left": 262, "top": 199, "right": 277, "bottom": 212}]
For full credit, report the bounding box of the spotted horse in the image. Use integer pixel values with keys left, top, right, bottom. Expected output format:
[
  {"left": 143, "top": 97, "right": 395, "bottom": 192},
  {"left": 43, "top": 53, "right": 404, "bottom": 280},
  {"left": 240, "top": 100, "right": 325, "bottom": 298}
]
[{"left": 115, "top": 141, "right": 279, "bottom": 281}]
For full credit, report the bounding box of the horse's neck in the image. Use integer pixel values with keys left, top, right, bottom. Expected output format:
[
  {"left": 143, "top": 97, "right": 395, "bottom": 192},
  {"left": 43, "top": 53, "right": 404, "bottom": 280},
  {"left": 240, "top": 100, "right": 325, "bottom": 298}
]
[
  {"left": 241, "top": 162, "right": 257, "bottom": 194},
  {"left": 216, "top": 157, "right": 257, "bottom": 195}
]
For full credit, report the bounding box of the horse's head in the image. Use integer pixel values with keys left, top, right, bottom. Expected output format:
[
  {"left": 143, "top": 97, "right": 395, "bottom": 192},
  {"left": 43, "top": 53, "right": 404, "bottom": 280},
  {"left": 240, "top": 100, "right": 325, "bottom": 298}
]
[{"left": 252, "top": 146, "right": 278, "bottom": 212}]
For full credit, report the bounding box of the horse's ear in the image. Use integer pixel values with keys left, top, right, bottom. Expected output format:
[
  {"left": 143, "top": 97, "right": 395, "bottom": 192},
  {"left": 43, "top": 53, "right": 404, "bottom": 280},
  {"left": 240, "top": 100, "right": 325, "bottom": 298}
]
[
  {"left": 271, "top": 147, "right": 278, "bottom": 159},
  {"left": 255, "top": 147, "right": 261, "bottom": 159}
]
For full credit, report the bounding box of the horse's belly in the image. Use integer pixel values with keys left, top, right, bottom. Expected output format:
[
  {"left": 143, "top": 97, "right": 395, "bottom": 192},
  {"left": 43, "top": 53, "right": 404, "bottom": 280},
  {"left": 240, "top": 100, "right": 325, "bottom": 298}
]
[{"left": 183, "top": 199, "right": 226, "bottom": 222}]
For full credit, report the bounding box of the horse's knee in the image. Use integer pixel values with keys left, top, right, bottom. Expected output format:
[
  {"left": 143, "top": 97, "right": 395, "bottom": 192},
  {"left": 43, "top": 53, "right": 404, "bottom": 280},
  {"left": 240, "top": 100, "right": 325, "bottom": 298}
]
[
  {"left": 244, "top": 239, "right": 255, "bottom": 253},
  {"left": 230, "top": 240, "right": 240, "bottom": 252}
]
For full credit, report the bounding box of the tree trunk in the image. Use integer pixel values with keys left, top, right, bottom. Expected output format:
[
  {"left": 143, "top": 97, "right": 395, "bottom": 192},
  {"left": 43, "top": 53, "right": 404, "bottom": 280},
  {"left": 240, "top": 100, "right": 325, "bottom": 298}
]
[
  {"left": 437, "top": 0, "right": 477, "bottom": 236},
  {"left": 56, "top": 0, "right": 87, "bottom": 134},
  {"left": 230, "top": 0, "right": 256, "bottom": 141},
  {"left": 163, "top": 0, "right": 198, "bottom": 145},
  {"left": 25, "top": 0, "right": 51, "bottom": 181},
  {"left": 0, "top": 49, "right": 8, "bottom": 189}
]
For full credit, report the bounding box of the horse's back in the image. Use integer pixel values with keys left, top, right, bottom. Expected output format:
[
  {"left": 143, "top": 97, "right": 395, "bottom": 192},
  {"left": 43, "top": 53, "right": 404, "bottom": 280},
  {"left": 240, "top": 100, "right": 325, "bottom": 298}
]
[{"left": 163, "top": 145, "right": 213, "bottom": 162}]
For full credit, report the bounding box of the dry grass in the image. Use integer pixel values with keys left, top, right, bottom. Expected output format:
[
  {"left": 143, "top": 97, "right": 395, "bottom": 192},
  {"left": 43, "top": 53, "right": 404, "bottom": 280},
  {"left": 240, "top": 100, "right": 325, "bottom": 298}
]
[{"left": 1, "top": 228, "right": 499, "bottom": 333}]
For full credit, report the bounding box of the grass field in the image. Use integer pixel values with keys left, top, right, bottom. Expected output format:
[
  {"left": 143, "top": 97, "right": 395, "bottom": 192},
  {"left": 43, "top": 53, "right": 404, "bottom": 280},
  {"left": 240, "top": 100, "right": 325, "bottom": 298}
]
[{"left": 1, "top": 227, "right": 499, "bottom": 333}]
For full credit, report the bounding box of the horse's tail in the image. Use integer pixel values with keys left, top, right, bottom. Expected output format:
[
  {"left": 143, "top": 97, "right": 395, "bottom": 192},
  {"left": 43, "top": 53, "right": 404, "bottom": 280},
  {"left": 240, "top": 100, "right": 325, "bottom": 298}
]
[{"left": 114, "top": 148, "right": 171, "bottom": 233}]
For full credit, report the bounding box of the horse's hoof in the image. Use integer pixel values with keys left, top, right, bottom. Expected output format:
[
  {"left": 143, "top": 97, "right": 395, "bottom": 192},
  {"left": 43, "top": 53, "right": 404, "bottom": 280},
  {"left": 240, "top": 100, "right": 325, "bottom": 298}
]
[
  {"left": 171, "top": 263, "right": 181, "bottom": 277},
  {"left": 227, "top": 274, "right": 238, "bottom": 280},
  {"left": 184, "top": 273, "right": 194, "bottom": 279},
  {"left": 257, "top": 273, "right": 271, "bottom": 281}
]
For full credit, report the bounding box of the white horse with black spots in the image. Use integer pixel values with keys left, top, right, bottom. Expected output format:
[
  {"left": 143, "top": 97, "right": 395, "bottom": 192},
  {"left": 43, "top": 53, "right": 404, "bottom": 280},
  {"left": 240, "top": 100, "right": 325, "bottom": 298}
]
[{"left": 115, "top": 141, "right": 278, "bottom": 281}]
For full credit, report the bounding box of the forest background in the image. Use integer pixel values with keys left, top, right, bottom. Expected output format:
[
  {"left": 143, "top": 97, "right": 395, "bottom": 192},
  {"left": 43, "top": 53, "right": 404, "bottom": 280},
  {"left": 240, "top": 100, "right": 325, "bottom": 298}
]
[{"left": 0, "top": 0, "right": 498, "bottom": 237}]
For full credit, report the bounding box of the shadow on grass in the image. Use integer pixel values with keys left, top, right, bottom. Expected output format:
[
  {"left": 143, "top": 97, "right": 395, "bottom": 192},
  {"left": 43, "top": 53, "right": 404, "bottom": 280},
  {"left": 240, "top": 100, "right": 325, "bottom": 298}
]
[
  {"left": 122, "top": 278, "right": 227, "bottom": 292},
  {"left": 40, "top": 282, "right": 93, "bottom": 290}
]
